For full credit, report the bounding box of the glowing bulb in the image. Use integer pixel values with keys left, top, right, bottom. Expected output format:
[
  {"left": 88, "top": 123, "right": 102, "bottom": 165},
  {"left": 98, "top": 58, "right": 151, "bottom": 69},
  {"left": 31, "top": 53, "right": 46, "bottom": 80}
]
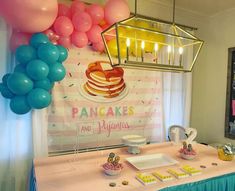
[
  {"left": 179, "top": 47, "right": 183, "bottom": 66},
  {"left": 126, "top": 38, "right": 130, "bottom": 47},
  {"left": 154, "top": 43, "right": 159, "bottom": 52},
  {"left": 167, "top": 45, "right": 171, "bottom": 53},
  {"left": 179, "top": 47, "right": 183, "bottom": 54},
  {"left": 141, "top": 41, "right": 145, "bottom": 49}
]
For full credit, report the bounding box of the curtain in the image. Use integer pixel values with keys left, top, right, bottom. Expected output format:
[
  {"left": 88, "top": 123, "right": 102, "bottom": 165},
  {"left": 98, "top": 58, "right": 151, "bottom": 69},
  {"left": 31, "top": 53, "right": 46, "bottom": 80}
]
[
  {"left": 32, "top": 110, "right": 48, "bottom": 157},
  {"left": 162, "top": 45, "right": 193, "bottom": 138},
  {"left": 0, "top": 18, "right": 33, "bottom": 191}
]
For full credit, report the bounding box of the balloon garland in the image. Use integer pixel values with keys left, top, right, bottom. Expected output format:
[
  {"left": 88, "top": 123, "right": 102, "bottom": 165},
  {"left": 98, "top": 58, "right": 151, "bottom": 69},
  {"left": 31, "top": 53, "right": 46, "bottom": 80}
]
[
  {"left": 0, "top": 0, "right": 130, "bottom": 115},
  {"left": 5, "top": 0, "right": 130, "bottom": 53},
  {"left": 0, "top": 33, "right": 68, "bottom": 115},
  {"left": 47, "top": 0, "right": 130, "bottom": 52}
]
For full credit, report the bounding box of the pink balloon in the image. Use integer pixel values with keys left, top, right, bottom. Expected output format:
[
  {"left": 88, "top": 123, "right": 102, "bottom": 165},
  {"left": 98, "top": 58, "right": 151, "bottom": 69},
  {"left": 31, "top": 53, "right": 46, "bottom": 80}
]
[
  {"left": 58, "top": 3, "right": 72, "bottom": 18},
  {"left": 44, "top": 29, "right": 55, "bottom": 39},
  {"left": 72, "top": 12, "right": 92, "bottom": 32},
  {"left": 104, "top": 0, "right": 130, "bottom": 25},
  {"left": 54, "top": 16, "right": 74, "bottom": 37},
  {"left": 71, "top": 31, "right": 88, "bottom": 48},
  {"left": 44, "top": 29, "right": 60, "bottom": 43},
  {"left": 101, "top": 23, "right": 110, "bottom": 30},
  {"left": 0, "top": 0, "right": 58, "bottom": 33},
  {"left": 53, "top": 34, "right": 60, "bottom": 41},
  {"left": 0, "top": 3, "right": 5, "bottom": 16},
  {"left": 86, "top": 25, "right": 102, "bottom": 43},
  {"left": 58, "top": 36, "right": 72, "bottom": 48},
  {"left": 86, "top": 4, "right": 104, "bottom": 25},
  {"left": 92, "top": 41, "right": 105, "bottom": 52},
  {"left": 51, "top": 39, "right": 58, "bottom": 45},
  {"left": 71, "top": 0, "right": 86, "bottom": 15},
  {"left": 10, "top": 31, "right": 31, "bottom": 52}
]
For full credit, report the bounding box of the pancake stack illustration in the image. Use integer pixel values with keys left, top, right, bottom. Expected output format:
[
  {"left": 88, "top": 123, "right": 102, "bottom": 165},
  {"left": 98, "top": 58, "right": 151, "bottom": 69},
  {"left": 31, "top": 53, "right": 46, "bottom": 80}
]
[{"left": 84, "top": 61, "right": 126, "bottom": 98}]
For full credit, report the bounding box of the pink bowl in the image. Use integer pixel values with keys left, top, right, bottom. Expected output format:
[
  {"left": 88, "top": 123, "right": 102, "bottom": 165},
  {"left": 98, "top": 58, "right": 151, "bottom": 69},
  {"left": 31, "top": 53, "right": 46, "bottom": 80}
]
[
  {"left": 104, "top": 168, "right": 122, "bottom": 176},
  {"left": 180, "top": 153, "right": 196, "bottom": 160},
  {"left": 102, "top": 162, "right": 123, "bottom": 176}
]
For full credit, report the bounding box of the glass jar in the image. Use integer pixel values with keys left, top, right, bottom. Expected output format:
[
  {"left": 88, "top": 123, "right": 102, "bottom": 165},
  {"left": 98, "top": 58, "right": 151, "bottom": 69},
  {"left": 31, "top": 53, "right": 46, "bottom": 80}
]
[{"left": 217, "top": 147, "right": 234, "bottom": 161}]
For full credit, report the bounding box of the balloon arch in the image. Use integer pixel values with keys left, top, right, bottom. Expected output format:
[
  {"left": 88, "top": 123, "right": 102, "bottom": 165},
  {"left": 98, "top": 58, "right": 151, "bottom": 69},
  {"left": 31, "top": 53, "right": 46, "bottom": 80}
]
[{"left": 0, "top": 0, "right": 130, "bottom": 114}]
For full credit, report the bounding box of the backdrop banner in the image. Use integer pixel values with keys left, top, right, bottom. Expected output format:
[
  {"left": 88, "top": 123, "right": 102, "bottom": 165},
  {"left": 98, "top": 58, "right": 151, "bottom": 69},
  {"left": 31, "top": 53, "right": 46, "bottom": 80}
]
[{"left": 47, "top": 47, "right": 163, "bottom": 153}]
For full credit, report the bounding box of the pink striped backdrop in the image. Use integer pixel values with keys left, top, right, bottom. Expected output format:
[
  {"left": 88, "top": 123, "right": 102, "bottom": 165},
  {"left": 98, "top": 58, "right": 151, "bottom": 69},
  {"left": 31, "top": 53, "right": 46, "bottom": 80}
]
[{"left": 48, "top": 47, "right": 163, "bottom": 153}]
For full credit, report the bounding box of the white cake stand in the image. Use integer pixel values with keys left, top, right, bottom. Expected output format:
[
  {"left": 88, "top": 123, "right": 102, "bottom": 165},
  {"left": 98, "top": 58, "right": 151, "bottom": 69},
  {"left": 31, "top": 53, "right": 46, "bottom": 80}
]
[{"left": 122, "top": 135, "right": 146, "bottom": 154}]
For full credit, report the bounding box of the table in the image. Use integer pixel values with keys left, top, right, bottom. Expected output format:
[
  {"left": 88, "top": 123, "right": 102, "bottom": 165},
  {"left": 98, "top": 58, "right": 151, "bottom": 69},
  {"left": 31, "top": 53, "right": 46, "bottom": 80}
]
[{"left": 33, "top": 142, "right": 235, "bottom": 191}]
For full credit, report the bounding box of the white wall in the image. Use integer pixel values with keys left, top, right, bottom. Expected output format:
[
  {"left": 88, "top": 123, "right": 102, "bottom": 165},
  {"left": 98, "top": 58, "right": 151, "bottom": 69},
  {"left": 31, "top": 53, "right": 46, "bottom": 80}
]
[{"left": 191, "top": 8, "right": 235, "bottom": 145}]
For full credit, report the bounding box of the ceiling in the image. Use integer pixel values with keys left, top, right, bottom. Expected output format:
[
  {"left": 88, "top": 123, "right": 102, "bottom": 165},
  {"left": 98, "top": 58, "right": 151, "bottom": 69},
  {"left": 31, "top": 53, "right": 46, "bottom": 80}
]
[{"left": 152, "top": 0, "right": 235, "bottom": 17}]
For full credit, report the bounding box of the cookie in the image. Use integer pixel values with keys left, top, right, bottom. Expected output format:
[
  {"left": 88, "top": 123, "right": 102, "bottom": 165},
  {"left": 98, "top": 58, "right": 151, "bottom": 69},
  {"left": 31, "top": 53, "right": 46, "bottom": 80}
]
[{"left": 109, "top": 182, "right": 116, "bottom": 187}]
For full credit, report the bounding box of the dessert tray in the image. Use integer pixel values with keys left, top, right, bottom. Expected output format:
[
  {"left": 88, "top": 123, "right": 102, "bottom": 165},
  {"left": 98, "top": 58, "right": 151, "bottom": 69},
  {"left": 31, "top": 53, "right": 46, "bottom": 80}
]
[{"left": 126, "top": 153, "right": 179, "bottom": 170}]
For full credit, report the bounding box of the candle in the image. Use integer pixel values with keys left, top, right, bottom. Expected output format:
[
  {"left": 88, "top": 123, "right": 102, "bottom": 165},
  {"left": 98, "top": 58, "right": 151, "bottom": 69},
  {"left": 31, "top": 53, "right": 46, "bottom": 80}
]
[
  {"left": 154, "top": 43, "right": 159, "bottom": 64},
  {"left": 141, "top": 41, "right": 145, "bottom": 62},
  {"left": 126, "top": 38, "right": 130, "bottom": 61},
  {"left": 167, "top": 45, "right": 171, "bottom": 65},
  {"left": 179, "top": 47, "right": 183, "bottom": 66}
]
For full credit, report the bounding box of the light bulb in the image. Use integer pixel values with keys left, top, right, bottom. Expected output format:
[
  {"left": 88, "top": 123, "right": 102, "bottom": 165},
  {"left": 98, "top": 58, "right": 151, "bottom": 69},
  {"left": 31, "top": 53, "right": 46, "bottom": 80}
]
[
  {"left": 167, "top": 45, "right": 171, "bottom": 53},
  {"left": 179, "top": 47, "right": 183, "bottom": 55},
  {"left": 141, "top": 41, "right": 145, "bottom": 49},
  {"left": 126, "top": 38, "right": 130, "bottom": 47},
  {"left": 154, "top": 43, "right": 159, "bottom": 52}
]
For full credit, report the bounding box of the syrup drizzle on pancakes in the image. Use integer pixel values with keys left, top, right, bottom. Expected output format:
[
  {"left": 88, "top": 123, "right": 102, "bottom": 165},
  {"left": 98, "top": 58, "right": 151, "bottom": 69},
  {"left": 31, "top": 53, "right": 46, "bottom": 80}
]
[{"left": 84, "top": 61, "right": 126, "bottom": 98}]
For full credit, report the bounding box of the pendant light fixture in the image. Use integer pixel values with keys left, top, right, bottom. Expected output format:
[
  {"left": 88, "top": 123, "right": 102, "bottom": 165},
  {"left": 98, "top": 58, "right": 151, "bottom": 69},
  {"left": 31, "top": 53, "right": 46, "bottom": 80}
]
[{"left": 101, "top": 0, "right": 204, "bottom": 72}]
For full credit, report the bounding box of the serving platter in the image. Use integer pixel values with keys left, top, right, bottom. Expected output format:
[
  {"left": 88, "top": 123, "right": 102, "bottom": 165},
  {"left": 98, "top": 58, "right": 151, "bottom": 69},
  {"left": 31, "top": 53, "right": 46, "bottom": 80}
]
[{"left": 126, "top": 153, "right": 179, "bottom": 170}]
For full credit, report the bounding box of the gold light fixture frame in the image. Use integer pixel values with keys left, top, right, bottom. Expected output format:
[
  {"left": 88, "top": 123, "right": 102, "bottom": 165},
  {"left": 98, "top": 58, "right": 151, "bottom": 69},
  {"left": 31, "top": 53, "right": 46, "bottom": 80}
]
[{"left": 101, "top": 0, "right": 204, "bottom": 72}]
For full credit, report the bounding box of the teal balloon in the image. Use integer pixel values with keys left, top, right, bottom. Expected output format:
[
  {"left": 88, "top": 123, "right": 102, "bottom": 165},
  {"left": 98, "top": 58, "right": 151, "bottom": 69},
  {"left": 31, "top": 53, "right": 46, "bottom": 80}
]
[
  {"left": 56, "top": 45, "right": 68, "bottom": 62},
  {"left": 26, "top": 59, "right": 49, "bottom": 80},
  {"left": 30, "top": 33, "right": 49, "bottom": 48},
  {"left": 7, "top": 72, "right": 33, "bottom": 95},
  {"left": 27, "top": 88, "right": 52, "bottom": 109},
  {"left": 48, "top": 62, "right": 66, "bottom": 82},
  {"left": 14, "top": 64, "right": 26, "bottom": 73},
  {"left": 37, "top": 43, "right": 59, "bottom": 64},
  {"left": 34, "top": 78, "right": 54, "bottom": 91},
  {"left": 0, "top": 84, "right": 15, "bottom": 99},
  {"left": 10, "top": 96, "right": 31, "bottom": 115},
  {"left": 2, "top": 73, "right": 11, "bottom": 86},
  {"left": 15, "top": 45, "right": 37, "bottom": 65}
]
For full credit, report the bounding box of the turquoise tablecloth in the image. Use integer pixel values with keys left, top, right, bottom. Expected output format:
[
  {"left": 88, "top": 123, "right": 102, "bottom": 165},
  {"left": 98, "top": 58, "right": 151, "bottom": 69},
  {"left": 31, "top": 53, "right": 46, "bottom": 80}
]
[{"left": 160, "top": 173, "right": 235, "bottom": 191}]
